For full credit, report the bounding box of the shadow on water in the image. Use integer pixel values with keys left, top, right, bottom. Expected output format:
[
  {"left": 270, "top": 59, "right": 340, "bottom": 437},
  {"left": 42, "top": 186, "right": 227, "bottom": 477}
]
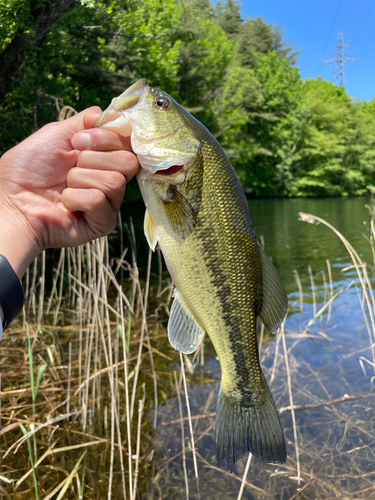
[{"left": 1, "top": 197, "right": 375, "bottom": 499}]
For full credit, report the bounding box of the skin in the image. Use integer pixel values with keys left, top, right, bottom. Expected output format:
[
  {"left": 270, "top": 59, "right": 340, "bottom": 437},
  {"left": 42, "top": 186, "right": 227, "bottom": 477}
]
[{"left": 0, "top": 106, "right": 139, "bottom": 324}]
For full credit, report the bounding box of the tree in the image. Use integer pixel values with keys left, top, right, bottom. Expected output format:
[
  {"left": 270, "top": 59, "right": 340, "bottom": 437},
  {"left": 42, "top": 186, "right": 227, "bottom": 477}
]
[
  {"left": 237, "top": 17, "right": 298, "bottom": 69},
  {"left": 213, "top": 51, "right": 303, "bottom": 197},
  {"left": 1, "top": 0, "right": 372, "bottom": 199},
  {"left": 0, "top": 0, "right": 78, "bottom": 100},
  {"left": 288, "top": 79, "right": 375, "bottom": 197},
  {"left": 214, "top": 0, "right": 242, "bottom": 38},
  {"left": 0, "top": 0, "right": 182, "bottom": 154}
]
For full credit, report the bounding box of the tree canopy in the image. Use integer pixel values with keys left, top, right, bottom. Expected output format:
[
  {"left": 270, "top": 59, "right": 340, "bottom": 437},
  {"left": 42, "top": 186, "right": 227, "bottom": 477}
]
[{"left": 1, "top": 0, "right": 374, "bottom": 198}]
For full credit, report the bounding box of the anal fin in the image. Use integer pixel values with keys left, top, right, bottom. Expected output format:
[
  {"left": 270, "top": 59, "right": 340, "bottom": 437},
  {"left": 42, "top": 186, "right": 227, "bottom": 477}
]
[{"left": 168, "top": 289, "right": 205, "bottom": 354}]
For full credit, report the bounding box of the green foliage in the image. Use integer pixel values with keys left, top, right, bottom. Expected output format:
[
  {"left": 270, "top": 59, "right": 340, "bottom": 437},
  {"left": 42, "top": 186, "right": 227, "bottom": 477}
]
[
  {"left": 1, "top": 0, "right": 374, "bottom": 200},
  {"left": 288, "top": 79, "right": 375, "bottom": 197},
  {"left": 0, "top": 0, "right": 46, "bottom": 51},
  {"left": 214, "top": 0, "right": 242, "bottom": 38},
  {"left": 237, "top": 16, "right": 298, "bottom": 68}
]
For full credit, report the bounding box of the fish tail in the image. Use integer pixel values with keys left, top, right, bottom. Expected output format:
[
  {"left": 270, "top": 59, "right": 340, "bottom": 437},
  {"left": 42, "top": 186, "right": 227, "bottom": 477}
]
[{"left": 215, "top": 380, "right": 286, "bottom": 467}]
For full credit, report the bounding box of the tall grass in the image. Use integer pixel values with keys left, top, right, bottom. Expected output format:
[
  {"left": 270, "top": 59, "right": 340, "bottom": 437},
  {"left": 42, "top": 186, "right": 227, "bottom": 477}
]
[{"left": 0, "top": 204, "right": 375, "bottom": 499}]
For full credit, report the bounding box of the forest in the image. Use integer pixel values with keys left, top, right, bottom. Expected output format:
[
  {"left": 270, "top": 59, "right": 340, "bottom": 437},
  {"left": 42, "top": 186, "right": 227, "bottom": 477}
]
[{"left": 1, "top": 0, "right": 375, "bottom": 198}]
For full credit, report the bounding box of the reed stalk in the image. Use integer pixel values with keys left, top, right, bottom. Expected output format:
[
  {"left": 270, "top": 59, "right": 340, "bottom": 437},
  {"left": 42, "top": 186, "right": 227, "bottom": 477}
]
[
  {"left": 326, "top": 259, "right": 334, "bottom": 324},
  {"left": 174, "top": 370, "right": 189, "bottom": 499},
  {"left": 308, "top": 265, "right": 317, "bottom": 318},
  {"left": 180, "top": 352, "right": 201, "bottom": 499},
  {"left": 281, "top": 323, "right": 300, "bottom": 486},
  {"left": 236, "top": 452, "right": 252, "bottom": 500},
  {"left": 133, "top": 384, "right": 146, "bottom": 500},
  {"left": 120, "top": 290, "right": 133, "bottom": 499},
  {"left": 300, "top": 211, "right": 375, "bottom": 369},
  {"left": 19, "top": 422, "right": 39, "bottom": 500}
]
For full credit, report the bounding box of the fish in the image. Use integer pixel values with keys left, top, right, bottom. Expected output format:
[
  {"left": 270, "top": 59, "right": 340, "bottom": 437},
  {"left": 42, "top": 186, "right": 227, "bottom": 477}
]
[{"left": 95, "top": 79, "right": 288, "bottom": 467}]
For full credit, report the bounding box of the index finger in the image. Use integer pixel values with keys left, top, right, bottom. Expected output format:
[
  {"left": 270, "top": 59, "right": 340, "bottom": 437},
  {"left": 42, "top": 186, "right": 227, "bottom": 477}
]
[{"left": 72, "top": 128, "right": 132, "bottom": 152}]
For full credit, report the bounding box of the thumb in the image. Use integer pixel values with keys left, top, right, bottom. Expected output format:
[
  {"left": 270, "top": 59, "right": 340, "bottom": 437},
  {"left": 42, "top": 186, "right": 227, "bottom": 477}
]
[{"left": 59, "top": 106, "right": 103, "bottom": 137}]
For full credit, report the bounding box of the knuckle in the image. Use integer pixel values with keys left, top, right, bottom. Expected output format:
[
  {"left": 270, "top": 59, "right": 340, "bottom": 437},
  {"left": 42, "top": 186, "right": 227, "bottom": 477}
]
[
  {"left": 90, "top": 189, "right": 106, "bottom": 205},
  {"left": 66, "top": 167, "right": 77, "bottom": 184},
  {"left": 113, "top": 150, "right": 139, "bottom": 170},
  {"left": 106, "top": 170, "right": 126, "bottom": 191},
  {"left": 104, "top": 215, "right": 117, "bottom": 235}
]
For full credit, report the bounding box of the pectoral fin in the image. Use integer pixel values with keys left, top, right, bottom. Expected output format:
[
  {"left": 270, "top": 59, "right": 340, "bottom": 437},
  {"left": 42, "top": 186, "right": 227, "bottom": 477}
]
[
  {"left": 259, "top": 246, "right": 288, "bottom": 332},
  {"left": 162, "top": 185, "right": 199, "bottom": 240},
  {"left": 168, "top": 289, "right": 205, "bottom": 354},
  {"left": 144, "top": 209, "right": 158, "bottom": 251}
]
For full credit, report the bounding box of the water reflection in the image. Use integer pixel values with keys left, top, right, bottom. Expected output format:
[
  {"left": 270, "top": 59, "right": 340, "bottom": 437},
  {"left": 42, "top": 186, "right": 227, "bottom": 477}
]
[{"left": 249, "top": 197, "right": 372, "bottom": 292}]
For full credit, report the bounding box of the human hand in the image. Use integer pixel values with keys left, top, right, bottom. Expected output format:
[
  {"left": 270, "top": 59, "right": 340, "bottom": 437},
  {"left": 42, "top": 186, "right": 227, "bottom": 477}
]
[{"left": 0, "top": 107, "right": 139, "bottom": 278}]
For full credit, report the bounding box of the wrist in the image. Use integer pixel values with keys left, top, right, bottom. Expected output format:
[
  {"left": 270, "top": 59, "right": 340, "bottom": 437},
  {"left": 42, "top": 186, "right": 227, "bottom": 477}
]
[{"left": 0, "top": 201, "right": 40, "bottom": 279}]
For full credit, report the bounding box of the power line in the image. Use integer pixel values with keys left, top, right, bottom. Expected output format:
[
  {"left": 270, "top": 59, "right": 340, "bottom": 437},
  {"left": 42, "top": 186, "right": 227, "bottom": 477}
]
[
  {"left": 319, "top": 0, "right": 342, "bottom": 72},
  {"left": 322, "top": 30, "right": 356, "bottom": 87},
  {"left": 350, "top": 0, "right": 375, "bottom": 47},
  {"left": 347, "top": 26, "right": 375, "bottom": 79}
]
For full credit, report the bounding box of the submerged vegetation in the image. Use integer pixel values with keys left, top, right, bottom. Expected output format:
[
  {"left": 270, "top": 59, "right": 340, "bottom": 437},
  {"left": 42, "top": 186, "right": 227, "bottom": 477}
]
[
  {"left": 1, "top": 0, "right": 375, "bottom": 198},
  {"left": 0, "top": 206, "right": 375, "bottom": 498}
]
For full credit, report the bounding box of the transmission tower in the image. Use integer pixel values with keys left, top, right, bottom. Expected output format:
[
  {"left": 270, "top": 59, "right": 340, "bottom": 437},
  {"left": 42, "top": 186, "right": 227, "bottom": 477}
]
[{"left": 322, "top": 30, "right": 356, "bottom": 87}]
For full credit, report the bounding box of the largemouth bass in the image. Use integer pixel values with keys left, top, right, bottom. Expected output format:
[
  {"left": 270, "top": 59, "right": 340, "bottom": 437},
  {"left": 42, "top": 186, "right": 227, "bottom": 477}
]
[{"left": 95, "top": 79, "right": 288, "bottom": 466}]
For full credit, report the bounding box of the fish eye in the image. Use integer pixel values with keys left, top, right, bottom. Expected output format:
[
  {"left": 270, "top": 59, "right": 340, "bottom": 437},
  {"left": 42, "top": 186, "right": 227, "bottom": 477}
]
[{"left": 155, "top": 97, "right": 169, "bottom": 109}]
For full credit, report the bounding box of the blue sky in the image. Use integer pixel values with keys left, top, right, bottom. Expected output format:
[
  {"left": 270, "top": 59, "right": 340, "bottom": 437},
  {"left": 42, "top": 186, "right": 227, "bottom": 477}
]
[{"left": 239, "top": 0, "right": 375, "bottom": 102}]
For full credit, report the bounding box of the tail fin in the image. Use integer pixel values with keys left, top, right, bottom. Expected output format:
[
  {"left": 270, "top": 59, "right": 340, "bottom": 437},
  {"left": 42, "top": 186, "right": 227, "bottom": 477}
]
[{"left": 215, "top": 380, "right": 286, "bottom": 467}]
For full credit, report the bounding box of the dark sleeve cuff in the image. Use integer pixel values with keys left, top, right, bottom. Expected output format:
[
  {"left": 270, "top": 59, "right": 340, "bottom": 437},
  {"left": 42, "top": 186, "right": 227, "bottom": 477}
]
[{"left": 0, "top": 255, "right": 24, "bottom": 331}]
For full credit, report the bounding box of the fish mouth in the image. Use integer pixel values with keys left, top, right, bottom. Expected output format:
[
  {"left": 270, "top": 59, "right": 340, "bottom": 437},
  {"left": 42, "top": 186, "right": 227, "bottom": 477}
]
[
  {"left": 94, "top": 78, "right": 149, "bottom": 129},
  {"left": 154, "top": 165, "right": 184, "bottom": 175}
]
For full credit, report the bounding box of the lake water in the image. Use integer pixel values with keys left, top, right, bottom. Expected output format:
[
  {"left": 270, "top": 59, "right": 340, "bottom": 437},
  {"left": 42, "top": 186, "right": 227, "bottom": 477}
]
[{"left": 248, "top": 196, "right": 373, "bottom": 290}]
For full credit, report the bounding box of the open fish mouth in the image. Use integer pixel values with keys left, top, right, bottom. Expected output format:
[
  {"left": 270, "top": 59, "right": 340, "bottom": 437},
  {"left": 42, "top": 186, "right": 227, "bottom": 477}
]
[{"left": 154, "top": 164, "right": 184, "bottom": 175}]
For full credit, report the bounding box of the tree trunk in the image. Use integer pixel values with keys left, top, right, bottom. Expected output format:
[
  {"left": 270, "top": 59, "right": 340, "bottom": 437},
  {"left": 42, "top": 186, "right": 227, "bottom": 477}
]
[{"left": 0, "top": 0, "right": 79, "bottom": 101}]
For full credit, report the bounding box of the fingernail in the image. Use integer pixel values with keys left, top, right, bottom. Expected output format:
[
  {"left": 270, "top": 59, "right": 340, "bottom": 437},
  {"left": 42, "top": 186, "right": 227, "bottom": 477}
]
[{"left": 72, "top": 132, "right": 92, "bottom": 150}]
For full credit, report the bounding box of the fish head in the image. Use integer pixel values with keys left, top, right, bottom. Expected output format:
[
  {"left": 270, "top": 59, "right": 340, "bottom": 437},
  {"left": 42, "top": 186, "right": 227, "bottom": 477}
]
[{"left": 95, "top": 79, "right": 200, "bottom": 179}]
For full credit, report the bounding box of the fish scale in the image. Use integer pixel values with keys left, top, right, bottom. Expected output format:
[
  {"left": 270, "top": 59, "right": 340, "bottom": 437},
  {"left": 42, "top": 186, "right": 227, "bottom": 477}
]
[{"left": 95, "top": 79, "right": 288, "bottom": 467}]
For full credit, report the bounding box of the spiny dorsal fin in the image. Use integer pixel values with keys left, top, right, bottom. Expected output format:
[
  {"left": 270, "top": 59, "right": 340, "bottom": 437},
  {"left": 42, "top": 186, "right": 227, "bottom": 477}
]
[
  {"left": 259, "top": 246, "right": 288, "bottom": 332},
  {"left": 168, "top": 289, "right": 205, "bottom": 354},
  {"left": 144, "top": 208, "right": 158, "bottom": 251}
]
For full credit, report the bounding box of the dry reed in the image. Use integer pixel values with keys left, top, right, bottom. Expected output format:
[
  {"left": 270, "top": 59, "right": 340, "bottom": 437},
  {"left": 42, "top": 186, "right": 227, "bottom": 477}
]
[{"left": 0, "top": 206, "right": 374, "bottom": 499}]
